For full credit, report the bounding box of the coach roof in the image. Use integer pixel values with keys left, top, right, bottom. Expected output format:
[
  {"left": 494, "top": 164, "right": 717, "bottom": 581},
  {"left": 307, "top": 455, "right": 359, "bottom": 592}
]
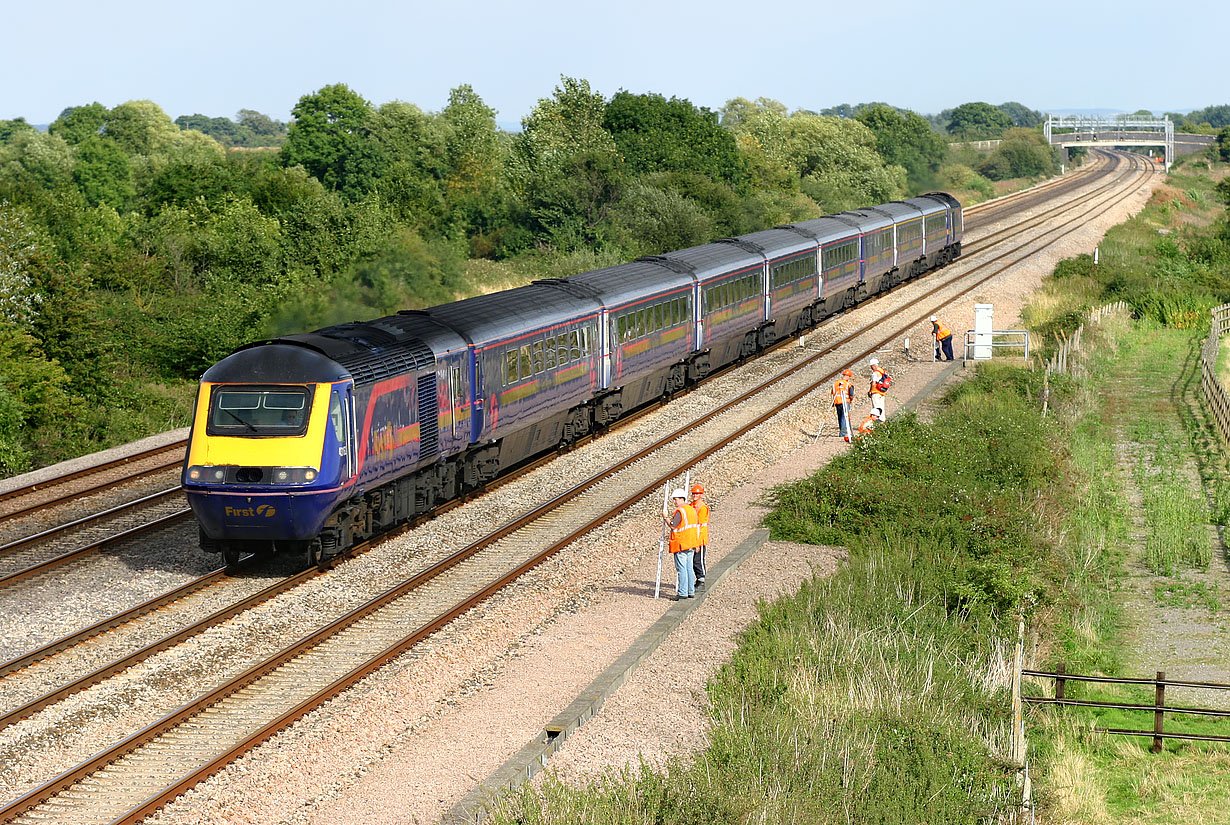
[
  {"left": 422, "top": 282, "right": 601, "bottom": 347},
  {"left": 551, "top": 260, "right": 693, "bottom": 309}
]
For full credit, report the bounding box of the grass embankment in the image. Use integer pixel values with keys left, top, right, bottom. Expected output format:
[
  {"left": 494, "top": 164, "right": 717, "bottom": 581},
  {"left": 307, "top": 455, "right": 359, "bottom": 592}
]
[
  {"left": 489, "top": 365, "right": 1096, "bottom": 824},
  {"left": 1025, "top": 325, "right": 1230, "bottom": 824},
  {"left": 1019, "top": 155, "right": 1230, "bottom": 822}
]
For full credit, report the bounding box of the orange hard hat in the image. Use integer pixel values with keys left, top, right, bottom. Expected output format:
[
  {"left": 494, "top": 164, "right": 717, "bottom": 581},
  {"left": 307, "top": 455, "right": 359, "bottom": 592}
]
[
  {"left": 842, "top": 368, "right": 853, "bottom": 377},
  {"left": 691, "top": 484, "right": 705, "bottom": 495}
]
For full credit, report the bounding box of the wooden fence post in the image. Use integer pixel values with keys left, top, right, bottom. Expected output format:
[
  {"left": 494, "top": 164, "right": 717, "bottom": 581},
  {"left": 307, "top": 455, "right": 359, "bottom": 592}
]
[
  {"left": 1011, "top": 615, "right": 1025, "bottom": 767},
  {"left": 1153, "top": 671, "right": 1166, "bottom": 753},
  {"left": 1056, "top": 662, "right": 1066, "bottom": 702}
]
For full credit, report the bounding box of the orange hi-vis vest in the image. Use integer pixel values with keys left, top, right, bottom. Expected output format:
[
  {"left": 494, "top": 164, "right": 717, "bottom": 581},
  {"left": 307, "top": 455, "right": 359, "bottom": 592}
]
[
  {"left": 858, "top": 414, "right": 878, "bottom": 436},
  {"left": 871, "top": 366, "right": 889, "bottom": 395},
  {"left": 693, "top": 502, "right": 709, "bottom": 547},
  {"left": 832, "top": 378, "right": 852, "bottom": 406},
  {"left": 669, "top": 504, "right": 700, "bottom": 553},
  {"left": 933, "top": 320, "right": 952, "bottom": 340}
]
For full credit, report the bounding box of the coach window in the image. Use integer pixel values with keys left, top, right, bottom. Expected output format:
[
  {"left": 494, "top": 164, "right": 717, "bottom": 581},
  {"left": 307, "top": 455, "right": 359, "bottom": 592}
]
[
  {"left": 519, "top": 345, "right": 532, "bottom": 379},
  {"left": 544, "top": 336, "right": 556, "bottom": 370},
  {"left": 532, "top": 340, "right": 544, "bottom": 373},
  {"left": 505, "top": 350, "right": 518, "bottom": 384}
]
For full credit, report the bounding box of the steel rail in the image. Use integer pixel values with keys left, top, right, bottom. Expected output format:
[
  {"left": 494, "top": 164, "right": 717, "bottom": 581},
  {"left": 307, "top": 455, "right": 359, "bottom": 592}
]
[{"left": 0, "top": 442, "right": 185, "bottom": 507}]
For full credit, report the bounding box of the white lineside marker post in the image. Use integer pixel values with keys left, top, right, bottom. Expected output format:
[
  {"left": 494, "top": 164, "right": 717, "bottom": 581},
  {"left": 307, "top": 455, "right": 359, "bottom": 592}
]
[
  {"left": 654, "top": 481, "right": 670, "bottom": 599},
  {"left": 904, "top": 336, "right": 910, "bottom": 360}
]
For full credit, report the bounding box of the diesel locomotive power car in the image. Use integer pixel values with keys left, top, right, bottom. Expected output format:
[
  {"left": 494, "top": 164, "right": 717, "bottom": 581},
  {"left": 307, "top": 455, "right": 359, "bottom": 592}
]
[{"left": 183, "top": 193, "right": 962, "bottom": 566}]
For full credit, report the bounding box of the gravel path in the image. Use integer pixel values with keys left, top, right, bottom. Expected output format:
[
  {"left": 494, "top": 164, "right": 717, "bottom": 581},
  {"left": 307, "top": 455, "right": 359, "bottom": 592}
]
[
  {"left": 65, "top": 164, "right": 1160, "bottom": 825},
  {"left": 1104, "top": 330, "right": 1230, "bottom": 706}
]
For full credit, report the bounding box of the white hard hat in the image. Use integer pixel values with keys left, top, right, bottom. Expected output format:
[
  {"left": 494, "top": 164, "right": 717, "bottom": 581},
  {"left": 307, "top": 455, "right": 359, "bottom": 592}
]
[
  {"left": 869, "top": 357, "right": 878, "bottom": 366},
  {"left": 672, "top": 488, "right": 688, "bottom": 499},
  {"left": 930, "top": 315, "right": 937, "bottom": 322},
  {"left": 871, "top": 407, "right": 884, "bottom": 418}
]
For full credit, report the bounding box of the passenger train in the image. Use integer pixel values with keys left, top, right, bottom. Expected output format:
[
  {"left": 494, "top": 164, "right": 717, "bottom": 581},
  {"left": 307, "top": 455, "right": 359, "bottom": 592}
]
[{"left": 183, "top": 193, "right": 963, "bottom": 566}]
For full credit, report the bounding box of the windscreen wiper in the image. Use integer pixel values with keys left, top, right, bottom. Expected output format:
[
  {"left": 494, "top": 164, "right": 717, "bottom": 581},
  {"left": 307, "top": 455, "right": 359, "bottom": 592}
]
[{"left": 220, "top": 408, "right": 259, "bottom": 433}]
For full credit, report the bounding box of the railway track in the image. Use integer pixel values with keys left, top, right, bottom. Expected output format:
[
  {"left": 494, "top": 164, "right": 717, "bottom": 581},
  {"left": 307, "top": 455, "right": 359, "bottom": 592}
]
[{"left": 0, "top": 151, "right": 1155, "bottom": 825}]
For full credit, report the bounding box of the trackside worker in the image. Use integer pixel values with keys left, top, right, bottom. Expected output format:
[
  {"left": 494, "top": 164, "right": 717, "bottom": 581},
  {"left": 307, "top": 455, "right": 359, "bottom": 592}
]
[
  {"left": 665, "top": 489, "right": 699, "bottom": 599},
  {"left": 868, "top": 357, "right": 891, "bottom": 418},
  {"left": 832, "top": 369, "right": 855, "bottom": 442},
  {"left": 931, "top": 315, "right": 954, "bottom": 361},
  {"left": 690, "top": 484, "right": 709, "bottom": 588},
  {"left": 857, "top": 408, "right": 881, "bottom": 438}
]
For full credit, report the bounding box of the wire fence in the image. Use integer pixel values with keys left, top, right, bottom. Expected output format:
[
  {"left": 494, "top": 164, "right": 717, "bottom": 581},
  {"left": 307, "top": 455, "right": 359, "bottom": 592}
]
[
  {"left": 1040, "top": 301, "right": 1129, "bottom": 416},
  {"left": 1200, "top": 304, "right": 1230, "bottom": 443},
  {"left": 1043, "top": 301, "right": 1129, "bottom": 378},
  {"left": 1023, "top": 665, "right": 1230, "bottom": 752}
]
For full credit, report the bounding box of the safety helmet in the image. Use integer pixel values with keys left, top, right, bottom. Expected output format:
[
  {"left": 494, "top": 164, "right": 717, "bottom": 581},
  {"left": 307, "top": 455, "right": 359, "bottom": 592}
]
[
  {"left": 672, "top": 488, "right": 688, "bottom": 499},
  {"left": 869, "top": 357, "right": 878, "bottom": 366},
  {"left": 871, "top": 406, "right": 884, "bottom": 419},
  {"left": 842, "top": 368, "right": 853, "bottom": 377},
  {"left": 691, "top": 484, "right": 705, "bottom": 495},
  {"left": 930, "top": 315, "right": 937, "bottom": 322}
]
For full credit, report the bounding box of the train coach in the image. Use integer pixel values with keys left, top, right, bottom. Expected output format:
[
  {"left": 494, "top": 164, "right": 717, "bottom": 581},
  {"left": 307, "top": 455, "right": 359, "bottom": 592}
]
[{"left": 183, "top": 193, "right": 962, "bottom": 566}]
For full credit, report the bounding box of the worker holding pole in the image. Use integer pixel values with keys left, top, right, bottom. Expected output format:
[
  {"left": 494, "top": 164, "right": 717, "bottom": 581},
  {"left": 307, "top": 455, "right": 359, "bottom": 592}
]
[
  {"left": 664, "top": 488, "right": 699, "bottom": 599},
  {"left": 931, "top": 315, "right": 955, "bottom": 361},
  {"left": 832, "top": 369, "right": 855, "bottom": 443}
]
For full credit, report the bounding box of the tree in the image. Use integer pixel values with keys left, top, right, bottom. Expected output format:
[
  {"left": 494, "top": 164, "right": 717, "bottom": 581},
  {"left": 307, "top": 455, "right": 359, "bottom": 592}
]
[
  {"left": 856, "top": 104, "right": 947, "bottom": 191},
  {"left": 103, "top": 100, "right": 182, "bottom": 156},
  {"left": 49, "top": 103, "right": 107, "bottom": 145},
  {"left": 236, "top": 109, "right": 287, "bottom": 144},
  {"left": 1185, "top": 104, "right": 1230, "bottom": 129},
  {"left": 512, "top": 77, "right": 619, "bottom": 183},
  {"left": 1215, "top": 127, "right": 1230, "bottom": 162},
  {"left": 997, "top": 102, "right": 1043, "bottom": 128},
  {"left": 604, "top": 91, "right": 748, "bottom": 189},
  {"left": 281, "top": 84, "right": 386, "bottom": 200},
  {"left": 0, "top": 118, "right": 36, "bottom": 144},
  {"left": 72, "top": 137, "right": 134, "bottom": 208},
  {"left": 609, "top": 180, "right": 713, "bottom": 257},
  {"left": 724, "top": 100, "right": 904, "bottom": 210},
  {"left": 977, "top": 129, "right": 1057, "bottom": 180},
  {"left": 509, "top": 77, "right": 624, "bottom": 250},
  {"left": 947, "top": 103, "right": 1014, "bottom": 140},
  {"left": 0, "top": 201, "right": 43, "bottom": 326}
]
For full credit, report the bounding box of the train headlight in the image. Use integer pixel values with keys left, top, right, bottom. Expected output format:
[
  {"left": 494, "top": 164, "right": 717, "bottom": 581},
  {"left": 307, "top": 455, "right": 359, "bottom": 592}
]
[
  {"left": 186, "top": 466, "right": 227, "bottom": 483},
  {"left": 270, "top": 467, "right": 319, "bottom": 485}
]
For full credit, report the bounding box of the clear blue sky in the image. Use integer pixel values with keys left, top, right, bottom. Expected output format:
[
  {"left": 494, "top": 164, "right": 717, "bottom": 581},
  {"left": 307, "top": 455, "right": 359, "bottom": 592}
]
[{"left": 5, "top": 0, "right": 1225, "bottom": 126}]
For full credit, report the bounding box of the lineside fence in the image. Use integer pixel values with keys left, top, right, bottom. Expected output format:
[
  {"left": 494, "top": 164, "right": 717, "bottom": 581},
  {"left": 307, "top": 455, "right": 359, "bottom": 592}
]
[
  {"left": 1200, "top": 303, "right": 1230, "bottom": 443},
  {"left": 1040, "top": 301, "right": 1129, "bottom": 416},
  {"left": 1022, "top": 664, "right": 1230, "bottom": 753},
  {"left": 1043, "top": 301, "right": 1128, "bottom": 377}
]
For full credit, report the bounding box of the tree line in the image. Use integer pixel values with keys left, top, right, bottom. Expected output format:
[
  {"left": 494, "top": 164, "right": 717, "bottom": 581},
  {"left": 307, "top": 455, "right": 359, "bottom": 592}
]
[{"left": 1, "top": 81, "right": 1068, "bottom": 474}]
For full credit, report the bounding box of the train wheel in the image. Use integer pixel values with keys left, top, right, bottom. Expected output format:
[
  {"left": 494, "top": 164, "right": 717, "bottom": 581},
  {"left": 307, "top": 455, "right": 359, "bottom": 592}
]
[
  {"left": 308, "top": 539, "right": 326, "bottom": 569},
  {"left": 222, "top": 546, "right": 241, "bottom": 568}
]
